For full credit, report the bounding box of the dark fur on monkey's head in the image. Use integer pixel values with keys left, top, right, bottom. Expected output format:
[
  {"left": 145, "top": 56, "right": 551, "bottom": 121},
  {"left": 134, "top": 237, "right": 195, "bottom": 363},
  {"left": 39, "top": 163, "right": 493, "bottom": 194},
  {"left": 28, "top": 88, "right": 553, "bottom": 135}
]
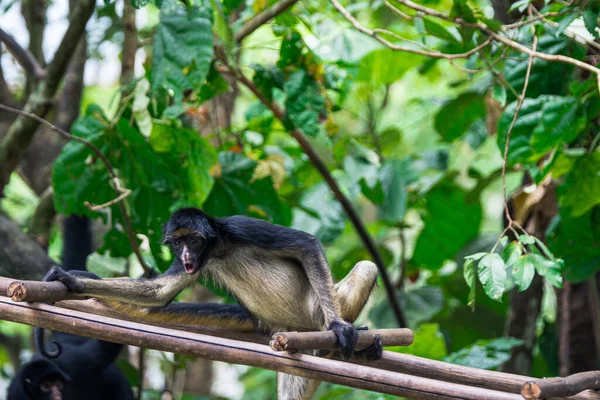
[{"left": 163, "top": 208, "right": 217, "bottom": 275}]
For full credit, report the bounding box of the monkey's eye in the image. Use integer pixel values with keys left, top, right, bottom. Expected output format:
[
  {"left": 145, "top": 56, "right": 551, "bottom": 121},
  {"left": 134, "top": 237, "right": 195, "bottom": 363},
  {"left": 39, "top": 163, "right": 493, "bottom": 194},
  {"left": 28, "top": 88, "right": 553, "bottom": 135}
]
[
  {"left": 55, "top": 381, "right": 64, "bottom": 390},
  {"left": 189, "top": 238, "right": 197, "bottom": 245},
  {"left": 40, "top": 382, "right": 52, "bottom": 392},
  {"left": 174, "top": 239, "right": 182, "bottom": 247}
]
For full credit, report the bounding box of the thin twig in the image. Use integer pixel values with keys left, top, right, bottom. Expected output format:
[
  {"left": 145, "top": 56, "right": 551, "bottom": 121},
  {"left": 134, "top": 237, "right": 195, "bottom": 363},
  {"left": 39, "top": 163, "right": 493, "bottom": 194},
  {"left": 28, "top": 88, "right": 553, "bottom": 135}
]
[
  {"left": 0, "top": 28, "right": 46, "bottom": 79},
  {"left": 503, "top": 11, "right": 564, "bottom": 30},
  {"left": 330, "top": 0, "right": 493, "bottom": 59},
  {"left": 0, "top": 103, "right": 151, "bottom": 276},
  {"left": 340, "top": 0, "right": 600, "bottom": 82},
  {"left": 383, "top": 0, "right": 413, "bottom": 21},
  {"left": 501, "top": 7, "right": 538, "bottom": 229},
  {"left": 235, "top": 0, "right": 300, "bottom": 42}
]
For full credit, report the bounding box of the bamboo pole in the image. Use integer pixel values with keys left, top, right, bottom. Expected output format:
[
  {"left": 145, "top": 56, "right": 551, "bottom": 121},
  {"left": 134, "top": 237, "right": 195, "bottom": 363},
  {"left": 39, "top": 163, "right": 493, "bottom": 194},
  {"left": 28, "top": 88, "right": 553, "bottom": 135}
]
[
  {"left": 521, "top": 372, "right": 600, "bottom": 399},
  {"left": 270, "top": 329, "right": 413, "bottom": 352},
  {"left": 0, "top": 297, "right": 522, "bottom": 400}
]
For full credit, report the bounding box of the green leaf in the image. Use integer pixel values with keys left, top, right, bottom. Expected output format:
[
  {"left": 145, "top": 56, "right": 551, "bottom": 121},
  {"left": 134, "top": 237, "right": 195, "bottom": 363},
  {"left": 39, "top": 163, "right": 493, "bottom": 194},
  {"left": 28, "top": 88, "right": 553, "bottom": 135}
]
[
  {"left": 293, "top": 181, "right": 345, "bottom": 244},
  {"left": 152, "top": 2, "right": 213, "bottom": 99},
  {"left": 434, "top": 92, "right": 485, "bottom": 142},
  {"left": 278, "top": 31, "right": 304, "bottom": 68},
  {"left": 414, "top": 16, "right": 426, "bottom": 43},
  {"left": 197, "top": 63, "right": 231, "bottom": 103},
  {"left": 463, "top": 259, "right": 476, "bottom": 310},
  {"left": 477, "top": 253, "right": 506, "bottom": 301},
  {"left": 86, "top": 252, "right": 128, "bottom": 278},
  {"left": 492, "top": 83, "right": 506, "bottom": 107},
  {"left": 504, "top": 30, "right": 585, "bottom": 98},
  {"left": 252, "top": 64, "right": 284, "bottom": 102},
  {"left": 508, "top": 0, "right": 531, "bottom": 12},
  {"left": 412, "top": 185, "right": 482, "bottom": 270},
  {"left": 401, "top": 286, "right": 444, "bottom": 328},
  {"left": 583, "top": 10, "right": 599, "bottom": 38},
  {"left": 556, "top": 13, "right": 578, "bottom": 37},
  {"left": 541, "top": 279, "right": 557, "bottom": 323},
  {"left": 450, "top": 0, "right": 477, "bottom": 22},
  {"left": 511, "top": 255, "right": 536, "bottom": 292},
  {"left": 203, "top": 152, "right": 291, "bottom": 226},
  {"left": 391, "top": 323, "right": 447, "bottom": 360},
  {"left": 284, "top": 69, "right": 325, "bottom": 137},
  {"left": 502, "top": 241, "right": 522, "bottom": 267},
  {"left": 547, "top": 208, "right": 600, "bottom": 282},
  {"left": 444, "top": 337, "right": 524, "bottom": 369},
  {"left": 497, "top": 96, "right": 584, "bottom": 167},
  {"left": 357, "top": 49, "right": 424, "bottom": 85},
  {"left": 518, "top": 234, "right": 535, "bottom": 245},
  {"left": 559, "top": 152, "right": 600, "bottom": 217},
  {"left": 530, "top": 254, "right": 563, "bottom": 288},
  {"left": 378, "top": 159, "right": 412, "bottom": 223}
]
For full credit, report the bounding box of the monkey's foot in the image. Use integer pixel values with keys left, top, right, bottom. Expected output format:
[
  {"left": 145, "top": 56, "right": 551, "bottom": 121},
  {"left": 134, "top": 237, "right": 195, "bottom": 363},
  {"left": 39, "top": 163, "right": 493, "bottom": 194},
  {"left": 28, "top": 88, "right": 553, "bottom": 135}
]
[
  {"left": 43, "top": 267, "right": 84, "bottom": 292},
  {"left": 327, "top": 320, "right": 358, "bottom": 360},
  {"left": 354, "top": 333, "right": 383, "bottom": 361}
]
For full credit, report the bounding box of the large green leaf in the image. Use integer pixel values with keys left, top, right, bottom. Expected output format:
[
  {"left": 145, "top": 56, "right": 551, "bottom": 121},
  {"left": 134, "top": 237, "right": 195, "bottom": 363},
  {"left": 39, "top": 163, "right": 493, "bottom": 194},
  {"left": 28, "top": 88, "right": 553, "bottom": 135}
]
[
  {"left": 510, "top": 255, "right": 535, "bottom": 292},
  {"left": 203, "top": 152, "right": 291, "bottom": 226},
  {"left": 444, "top": 337, "right": 524, "bottom": 370},
  {"left": 497, "top": 96, "right": 584, "bottom": 166},
  {"left": 559, "top": 152, "right": 600, "bottom": 217},
  {"left": 547, "top": 207, "right": 600, "bottom": 282},
  {"left": 391, "top": 323, "right": 447, "bottom": 360},
  {"left": 356, "top": 49, "right": 424, "bottom": 85},
  {"left": 152, "top": 1, "right": 213, "bottom": 98},
  {"left": 477, "top": 253, "right": 506, "bottom": 302},
  {"left": 378, "top": 159, "right": 412, "bottom": 223},
  {"left": 412, "top": 185, "right": 482, "bottom": 270},
  {"left": 434, "top": 92, "right": 485, "bottom": 142},
  {"left": 284, "top": 69, "right": 326, "bottom": 137},
  {"left": 504, "top": 30, "right": 585, "bottom": 98}
]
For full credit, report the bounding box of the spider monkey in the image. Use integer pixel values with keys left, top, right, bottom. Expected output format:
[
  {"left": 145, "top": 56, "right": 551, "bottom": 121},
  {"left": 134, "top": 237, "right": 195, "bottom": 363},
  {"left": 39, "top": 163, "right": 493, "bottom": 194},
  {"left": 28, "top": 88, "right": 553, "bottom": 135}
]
[
  {"left": 41, "top": 208, "right": 381, "bottom": 400},
  {"left": 10, "top": 215, "right": 133, "bottom": 400}
]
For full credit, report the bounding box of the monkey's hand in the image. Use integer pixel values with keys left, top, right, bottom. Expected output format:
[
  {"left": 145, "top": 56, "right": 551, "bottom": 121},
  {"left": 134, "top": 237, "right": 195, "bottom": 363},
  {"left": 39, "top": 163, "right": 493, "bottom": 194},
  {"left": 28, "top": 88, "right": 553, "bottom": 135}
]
[
  {"left": 43, "top": 267, "right": 85, "bottom": 293},
  {"left": 327, "top": 320, "right": 359, "bottom": 360}
]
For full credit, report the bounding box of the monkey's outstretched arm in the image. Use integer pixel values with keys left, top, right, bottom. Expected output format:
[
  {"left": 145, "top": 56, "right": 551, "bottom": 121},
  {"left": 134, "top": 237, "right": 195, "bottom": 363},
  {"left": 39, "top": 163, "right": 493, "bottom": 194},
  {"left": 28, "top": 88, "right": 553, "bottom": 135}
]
[
  {"left": 43, "top": 267, "right": 258, "bottom": 330},
  {"left": 43, "top": 263, "right": 196, "bottom": 307}
]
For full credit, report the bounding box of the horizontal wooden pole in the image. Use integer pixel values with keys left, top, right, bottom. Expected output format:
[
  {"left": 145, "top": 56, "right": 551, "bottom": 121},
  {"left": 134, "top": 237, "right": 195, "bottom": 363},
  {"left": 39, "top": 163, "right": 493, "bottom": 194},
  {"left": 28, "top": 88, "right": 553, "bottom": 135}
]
[
  {"left": 521, "top": 371, "right": 600, "bottom": 399},
  {"left": 362, "top": 350, "right": 600, "bottom": 400},
  {"left": 0, "top": 296, "right": 522, "bottom": 400},
  {"left": 0, "top": 276, "right": 86, "bottom": 302},
  {"left": 270, "top": 329, "right": 413, "bottom": 352},
  {"left": 2, "top": 276, "right": 599, "bottom": 399}
]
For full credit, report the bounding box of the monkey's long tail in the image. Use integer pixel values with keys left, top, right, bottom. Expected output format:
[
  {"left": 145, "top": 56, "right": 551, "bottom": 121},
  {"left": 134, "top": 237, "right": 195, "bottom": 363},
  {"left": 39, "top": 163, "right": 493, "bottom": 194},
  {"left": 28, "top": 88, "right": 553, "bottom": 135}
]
[{"left": 34, "top": 326, "right": 62, "bottom": 359}]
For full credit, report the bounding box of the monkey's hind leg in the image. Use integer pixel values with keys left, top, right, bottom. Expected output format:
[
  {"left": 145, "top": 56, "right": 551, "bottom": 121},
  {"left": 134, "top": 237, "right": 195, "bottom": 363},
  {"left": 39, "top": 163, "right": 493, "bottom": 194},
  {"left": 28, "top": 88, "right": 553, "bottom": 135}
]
[{"left": 276, "top": 261, "right": 379, "bottom": 400}]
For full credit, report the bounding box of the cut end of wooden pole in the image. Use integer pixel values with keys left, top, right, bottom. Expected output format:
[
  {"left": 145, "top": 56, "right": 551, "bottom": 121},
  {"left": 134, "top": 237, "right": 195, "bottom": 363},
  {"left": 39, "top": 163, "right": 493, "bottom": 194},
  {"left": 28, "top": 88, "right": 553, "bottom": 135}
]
[
  {"left": 270, "top": 333, "right": 288, "bottom": 351},
  {"left": 521, "top": 381, "right": 541, "bottom": 400},
  {"left": 7, "top": 281, "right": 26, "bottom": 302}
]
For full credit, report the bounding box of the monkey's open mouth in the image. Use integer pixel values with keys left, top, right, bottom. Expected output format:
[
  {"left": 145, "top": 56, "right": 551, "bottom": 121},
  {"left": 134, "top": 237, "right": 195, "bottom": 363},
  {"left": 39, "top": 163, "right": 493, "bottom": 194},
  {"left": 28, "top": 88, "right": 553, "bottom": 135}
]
[{"left": 184, "top": 262, "right": 195, "bottom": 274}]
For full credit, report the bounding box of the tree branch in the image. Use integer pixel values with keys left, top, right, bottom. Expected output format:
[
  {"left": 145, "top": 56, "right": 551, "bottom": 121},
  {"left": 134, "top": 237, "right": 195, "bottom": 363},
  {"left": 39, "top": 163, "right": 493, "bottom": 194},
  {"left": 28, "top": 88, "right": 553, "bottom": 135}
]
[
  {"left": 120, "top": 0, "right": 138, "bottom": 88},
  {"left": 522, "top": 371, "right": 600, "bottom": 399},
  {"left": 217, "top": 60, "right": 407, "bottom": 328},
  {"left": 0, "top": 104, "right": 152, "bottom": 276},
  {"left": 0, "top": 0, "right": 96, "bottom": 194},
  {"left": 333, "top": 0, "right": 600, "bottom": 81},
  {"left": 27, "top": 187, "right": 56, "bottom": 249},
  {"left": 330, "top": 0, "right": 492, "bottom": 59},
  {"left": 0, "top": 28, "right": 45, "bottom": 79},
  {"left": 235, "top": 0, "right": 299, "bottom": 42}
]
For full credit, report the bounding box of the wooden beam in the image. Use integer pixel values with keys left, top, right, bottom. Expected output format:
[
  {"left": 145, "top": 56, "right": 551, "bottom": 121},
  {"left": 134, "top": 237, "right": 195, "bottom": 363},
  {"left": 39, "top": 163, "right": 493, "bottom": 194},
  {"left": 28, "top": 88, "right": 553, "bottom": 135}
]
[
  {"left": 522, "top": 372, "right": 600, "bottom": 399},
  {"left": 0, "top": 297, "right": 522, "bottom": 400}
]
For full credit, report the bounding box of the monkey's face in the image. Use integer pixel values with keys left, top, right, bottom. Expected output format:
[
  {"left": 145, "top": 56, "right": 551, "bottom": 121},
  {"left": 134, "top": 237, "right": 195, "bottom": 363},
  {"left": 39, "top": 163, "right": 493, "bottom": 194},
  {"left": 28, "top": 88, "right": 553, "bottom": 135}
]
[
  {"left": 24, "top": 369, "right": 70, "bottom": 400},
  {"left": 172, "top": 235, "right": 204, "bottom": 274}
]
